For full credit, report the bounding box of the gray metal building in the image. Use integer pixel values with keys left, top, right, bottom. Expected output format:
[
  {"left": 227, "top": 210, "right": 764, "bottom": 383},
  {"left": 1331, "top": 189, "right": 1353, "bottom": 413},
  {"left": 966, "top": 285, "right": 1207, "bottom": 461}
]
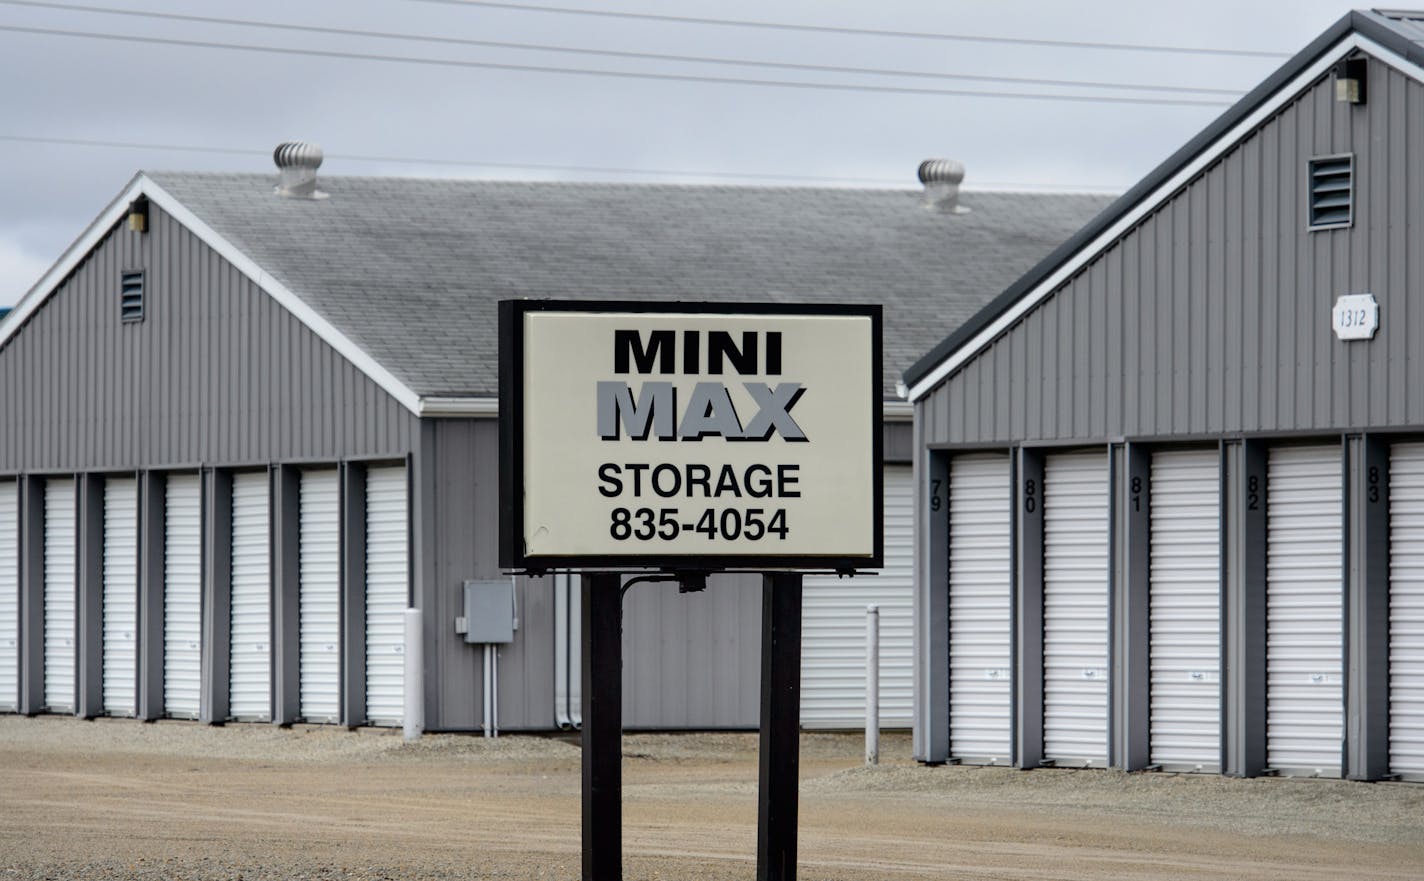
[
  {"left": 905, "top": 9, "right": 1424, "bottom": 781},
  {"left": 0, "top": 157, "right": 1109, "bottom": 732}
]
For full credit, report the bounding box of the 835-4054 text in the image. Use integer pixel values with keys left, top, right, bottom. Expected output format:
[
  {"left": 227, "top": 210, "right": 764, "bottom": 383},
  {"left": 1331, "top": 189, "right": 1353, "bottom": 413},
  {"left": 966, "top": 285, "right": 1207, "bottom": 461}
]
[{"left": 609, "top": 507, "right": 788, "bottom": 541}]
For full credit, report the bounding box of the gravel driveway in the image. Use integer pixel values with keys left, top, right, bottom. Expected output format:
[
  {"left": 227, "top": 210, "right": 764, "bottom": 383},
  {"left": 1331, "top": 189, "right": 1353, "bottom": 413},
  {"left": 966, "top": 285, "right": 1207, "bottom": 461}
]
[{"left": 1, "top": 715, "right": 1420, "bottom": 880}]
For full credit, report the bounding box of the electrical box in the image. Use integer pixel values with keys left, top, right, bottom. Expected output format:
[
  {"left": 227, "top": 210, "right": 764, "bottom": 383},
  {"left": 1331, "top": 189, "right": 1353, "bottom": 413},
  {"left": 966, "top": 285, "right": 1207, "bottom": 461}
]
[{"left": 462, "top": 579, "right": 517, "bottom": 644}]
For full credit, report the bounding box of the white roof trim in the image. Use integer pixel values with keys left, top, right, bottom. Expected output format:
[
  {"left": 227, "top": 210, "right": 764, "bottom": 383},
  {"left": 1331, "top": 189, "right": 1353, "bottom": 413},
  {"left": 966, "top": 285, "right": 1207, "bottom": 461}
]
[
  {"left": 419, "top": 396, "right": 499, "bottom": 417},
  {"left": 908, "top": 32, "right": 1420, "bottom": 403},
  {"left": 882, "top": 400, "right": 912, "bottom": 421},
  {"left": 0, "top": 174, "right": 506, "bottom": 418}
]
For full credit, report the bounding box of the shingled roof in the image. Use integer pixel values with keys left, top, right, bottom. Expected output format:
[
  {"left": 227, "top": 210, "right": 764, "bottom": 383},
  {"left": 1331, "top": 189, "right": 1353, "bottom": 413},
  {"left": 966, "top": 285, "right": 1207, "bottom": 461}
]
[{"left": 7, "top": 170, "right": 1112, "bottom": 412}]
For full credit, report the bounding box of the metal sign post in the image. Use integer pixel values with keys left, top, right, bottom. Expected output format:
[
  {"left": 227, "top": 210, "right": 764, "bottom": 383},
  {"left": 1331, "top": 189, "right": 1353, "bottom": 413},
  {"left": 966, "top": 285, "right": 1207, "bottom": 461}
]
[
  {"left": 581, "top": 573, "right": 622, "bottom": 881},
  {"left": 757, "top": 572, "right": 803, "bottom": 881},
  {"left": 577, "top": 571, "right": 805, "bottom": 881}
]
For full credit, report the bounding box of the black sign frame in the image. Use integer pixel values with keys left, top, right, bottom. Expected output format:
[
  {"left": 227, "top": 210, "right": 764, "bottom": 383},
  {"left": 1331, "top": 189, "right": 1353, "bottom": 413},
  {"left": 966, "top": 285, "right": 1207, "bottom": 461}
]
[{"left": 498, "top": 299, "right": 883, "bottom": 574}]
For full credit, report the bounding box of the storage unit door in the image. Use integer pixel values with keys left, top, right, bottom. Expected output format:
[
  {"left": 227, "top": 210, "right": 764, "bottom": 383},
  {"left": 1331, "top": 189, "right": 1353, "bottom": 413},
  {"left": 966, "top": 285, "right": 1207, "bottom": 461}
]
[
  {"left": 1148, "top": 449, "right": 1221, "bottom": 770},
  {"left": 164, "top": 474, "right": 202, "bottom": 718},
  {"left": 1389, "top": 442, "right": 1424, "bottom": 779},
  {"left": 299, "top": 469, "right": 340, "bottom": 723},
  {"left": 948, "top": 453, "right": 1012, "bottom": 763},
  {"left": 1042, "top": 450, "right": 1110, "bottom": 766},
  {"left": 801, "top": 465, "right": 914, "bottom": 728},
  {"left": 365, "top": 466, "right": 408, "bottom": 726},
  {"left": 0, "top": 480, "right": 18, "bottom": 711},
  {"left": 43, "top": 478, "right": 77, "bottom": 713},
  {"left": 229, "top": 472, "right": 271, "bottom": 721},
  {"left": 1266, "top": 445, "right": 1343, "bottom": 776},
  {"left": 102, "top": 477, "right": 139, "bottom": 716}
]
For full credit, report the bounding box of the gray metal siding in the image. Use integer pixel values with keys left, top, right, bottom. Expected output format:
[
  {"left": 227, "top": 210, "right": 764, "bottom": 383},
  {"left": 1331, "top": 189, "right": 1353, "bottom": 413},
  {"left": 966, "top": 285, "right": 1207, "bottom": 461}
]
[
  {"left": 623, "top": 575, "right": 762, "bottom": 729},
  {"left": 419, "top": 419, "right": 555, "bottom": 732},
  {"left": 0, "top": 204, "right": 417, "bottom": 471},
  {"left": 922, "top": 60, "right": 1424, "bottom": 446},
  {"left": 882, "top": 420, "right": 913, "bottom": 464}
]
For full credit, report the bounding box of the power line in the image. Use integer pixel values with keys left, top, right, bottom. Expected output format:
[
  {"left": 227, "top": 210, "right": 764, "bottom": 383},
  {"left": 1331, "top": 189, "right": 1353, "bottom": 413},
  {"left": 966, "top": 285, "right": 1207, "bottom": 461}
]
[
  {"left": 0, "top": 0, "right": 1245, "bottom": 98},
  {"left": 0, "top": 134, "right": 905, "bottom": 184},
  {"left": 0, "top": 134, "right": 261, "bottom": 158},
  {"left": 0, "top": 24, "right": 1237, "bottom": 107},
  {"left": 0, "top": 134, "right": 1131, "bottom": 191},
  {"left": 408, "top": 0, "right": 1292, "bottom": 60}
]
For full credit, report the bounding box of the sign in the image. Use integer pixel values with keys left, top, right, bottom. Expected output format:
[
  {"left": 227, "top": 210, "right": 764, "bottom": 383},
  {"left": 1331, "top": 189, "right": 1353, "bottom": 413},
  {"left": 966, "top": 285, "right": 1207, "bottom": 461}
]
[
  {"left": 499, "top": 300, "right": 882, "bottom": 571},
  {"left": 1332, "top": 293, "right": 1379, "bottom": 340}
]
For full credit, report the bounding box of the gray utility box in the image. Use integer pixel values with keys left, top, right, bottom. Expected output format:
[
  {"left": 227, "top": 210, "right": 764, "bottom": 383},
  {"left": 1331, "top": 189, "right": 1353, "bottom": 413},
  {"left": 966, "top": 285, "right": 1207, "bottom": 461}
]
[{"left": 460, "top": 579, "right": 517, "bottom": 644}]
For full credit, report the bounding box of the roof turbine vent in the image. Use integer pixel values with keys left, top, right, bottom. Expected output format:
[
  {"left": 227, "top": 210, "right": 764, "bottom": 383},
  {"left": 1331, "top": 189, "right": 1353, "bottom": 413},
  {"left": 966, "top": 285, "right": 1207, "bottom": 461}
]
[
  {"left": 918, "top": 158, "right": 969, "bottom": 214},
  {"left": 273, "top": 141, "right": 328, "bottom": 200}
]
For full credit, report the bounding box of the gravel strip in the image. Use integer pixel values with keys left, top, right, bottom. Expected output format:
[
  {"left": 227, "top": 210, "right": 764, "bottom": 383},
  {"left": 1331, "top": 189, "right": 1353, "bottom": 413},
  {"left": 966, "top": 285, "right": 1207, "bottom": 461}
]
[
  {"left": 804, "top": 762, "right": 1424, "bottom": 845},
  {"left": 2, "top": 714, "right": 1421, "bottom": 881}
]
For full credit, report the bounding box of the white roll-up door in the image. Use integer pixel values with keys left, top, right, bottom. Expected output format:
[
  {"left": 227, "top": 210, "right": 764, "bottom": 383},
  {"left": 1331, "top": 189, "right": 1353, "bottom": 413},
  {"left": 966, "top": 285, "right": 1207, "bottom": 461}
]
[
  {"left": 801, "top": 465, "right": 914, "bottom": 728},
  {"left": 299, "top": 469, "right": 340, "bottom": 723},
  {"left": 1148, "top": 449, "right": 1221, "bottom": 770},
  {"left": 1389, "top": 442, "right": 1424, "bottom": 779},
  {"left": 43, "top": 478, "right": 76, "bottom": 713},
  {"left": 0, "top": 480, "right": 18, "bottom": 711},
  {"left": 102, "top": 477, "right": 139, "bottom": 717},
  {"left": 164, "top": 474, "right": 202, "bottom": 719},
  {"left": 948, "top": 453, "right": 1012, "bottom": 763},
  {"left": 365, "top": 466, "right": 408, "bottom": 727},
  {"left": 1042, "top": 450, "right": 1110, "bottom": 766},
  {"left": 1266, "top": 445, "right": 1343, "bottom": 776},
  {"left": 229, "top": 472, "right": 271, "bottom": 722}
]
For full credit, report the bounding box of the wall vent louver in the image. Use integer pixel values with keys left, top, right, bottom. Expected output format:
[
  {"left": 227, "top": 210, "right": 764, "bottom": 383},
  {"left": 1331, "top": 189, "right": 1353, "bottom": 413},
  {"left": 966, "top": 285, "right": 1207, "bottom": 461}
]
[
  {"left": 1308, "top": 154, "right": 1353, "bottom": 229},
  {"left": 120, "top": 270, "right": 144, "bottom": 323}
]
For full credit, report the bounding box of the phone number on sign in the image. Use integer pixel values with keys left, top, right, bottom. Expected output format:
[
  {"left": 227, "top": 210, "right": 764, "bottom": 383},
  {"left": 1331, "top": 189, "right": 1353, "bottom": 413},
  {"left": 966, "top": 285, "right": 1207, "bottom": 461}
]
[{"left": 609, "top": 507, "right": 788, "bottom": 541}]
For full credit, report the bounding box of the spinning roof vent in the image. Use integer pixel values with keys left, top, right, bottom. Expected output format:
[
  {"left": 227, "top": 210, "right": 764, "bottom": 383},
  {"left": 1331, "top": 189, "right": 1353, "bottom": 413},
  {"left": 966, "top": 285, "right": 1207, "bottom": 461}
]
[
  {"left": 918, "top": 158, "right": 969, "bottom": 215},
  {"left": 274, "top": 141, "right": 327, "bottom": 200}
]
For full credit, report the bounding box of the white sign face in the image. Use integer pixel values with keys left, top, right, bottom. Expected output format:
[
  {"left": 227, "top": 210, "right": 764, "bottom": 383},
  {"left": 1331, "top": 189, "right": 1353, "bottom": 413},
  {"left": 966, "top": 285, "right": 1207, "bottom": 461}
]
[
  {"left": 1332, "top": 293, "right": 1379, "bottom": 340},
  {"left": 509, "top": 304, "right": 880, "bottom": 568}
]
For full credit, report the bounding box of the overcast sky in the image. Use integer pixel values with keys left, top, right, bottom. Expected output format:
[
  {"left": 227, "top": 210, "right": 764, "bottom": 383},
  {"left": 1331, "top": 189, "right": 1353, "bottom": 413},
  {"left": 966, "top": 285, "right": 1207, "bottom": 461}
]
[{"left": 0, "top": 0, "right": 1375, "bottom": 305}]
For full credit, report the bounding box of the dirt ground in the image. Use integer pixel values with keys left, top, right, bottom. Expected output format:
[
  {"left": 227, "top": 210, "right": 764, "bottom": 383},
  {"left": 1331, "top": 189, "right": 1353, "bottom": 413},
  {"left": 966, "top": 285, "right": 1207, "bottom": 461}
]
[{"left": 0, "top": 716, "right": 1420, "bottom": 881}]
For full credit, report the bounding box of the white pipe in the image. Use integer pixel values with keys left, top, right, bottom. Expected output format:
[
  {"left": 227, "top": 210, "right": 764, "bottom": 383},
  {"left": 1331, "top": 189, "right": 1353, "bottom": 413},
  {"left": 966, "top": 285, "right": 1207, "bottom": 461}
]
[
  {"left": 492, "top": 644, "right": 499, "bottom": 738},
  {"left": 483, "top": 644, "right": 493, "bottom": 738},
  {"left": 403, "top": 608, "right": 423, "bottom": 742},
  {"left": 554, "top": 573, "right": 571, "bottom": 728},
  {"left": 866, "top": 604, "right": 880, "bottom": 766},
  {"left": 569, "top": 576, "right": 582, "bottom": 728}
]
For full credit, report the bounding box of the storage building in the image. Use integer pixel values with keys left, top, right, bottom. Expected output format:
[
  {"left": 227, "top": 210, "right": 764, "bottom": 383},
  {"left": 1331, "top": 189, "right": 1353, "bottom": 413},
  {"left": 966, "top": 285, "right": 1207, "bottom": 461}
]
[
  {"left": 905, "top": 9, "right": 1424, "bottom": 780},
  {"left": 0, "top": 157, "right": 1109, "bottom": 731}
]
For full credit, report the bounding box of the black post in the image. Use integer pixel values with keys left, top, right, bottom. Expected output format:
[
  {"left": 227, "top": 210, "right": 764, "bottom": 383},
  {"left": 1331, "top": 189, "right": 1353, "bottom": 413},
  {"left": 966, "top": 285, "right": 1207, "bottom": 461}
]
[
  {"left": 582, "top": 573, "right": 622, "bottom": 881},
  {"left": 757, "top": 572, "right": 802, "bottom": 881}
]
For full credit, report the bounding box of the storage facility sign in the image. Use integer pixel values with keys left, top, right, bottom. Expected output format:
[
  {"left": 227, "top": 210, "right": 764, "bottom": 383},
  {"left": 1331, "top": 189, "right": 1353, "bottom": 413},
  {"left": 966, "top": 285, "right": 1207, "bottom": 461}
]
[{"left": 499, "top": 300, "right": 882, "bottom": 571}]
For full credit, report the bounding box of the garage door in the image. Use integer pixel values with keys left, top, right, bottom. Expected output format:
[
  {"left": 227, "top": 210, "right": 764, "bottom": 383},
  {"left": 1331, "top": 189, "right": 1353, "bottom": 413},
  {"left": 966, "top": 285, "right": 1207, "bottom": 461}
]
[
  {"left": 0, "top": 480, "right": 17, "bottom": 712},
  {"left": 1148, "top": 449, "right": 1221, "bottom": 771},
  {"left": 164, "top": 474, "right": 202, "bottom": 719},
  {"left": 229, "top": 472, "right": 271, "bottom": 721},
  {"left": 801, "top": 465, "right": 914, "bottom": 728},
  {"left": 1266, "top": 445, "right": 1343, "bottom": 776},
  {"left": 1042, "top": 450, "right": 1110, "bottom": 766},
  {"left": 948, "top": 453, "right": 1012, "bottom": 763},
  {"left": 365, "top": 466, "right": 407, "bottom": 727},
  {"left": 299, "top": 469, "right": 340, "bottom": 724},
  {"left": 44, "top": 478, "right": 76, "bottom": 713},
  {"left": 102, "top": 477, "right": 139, "bottom": 717},
  {"left": 1389, "top": 442, "right": 1424, "bottom": 779}
]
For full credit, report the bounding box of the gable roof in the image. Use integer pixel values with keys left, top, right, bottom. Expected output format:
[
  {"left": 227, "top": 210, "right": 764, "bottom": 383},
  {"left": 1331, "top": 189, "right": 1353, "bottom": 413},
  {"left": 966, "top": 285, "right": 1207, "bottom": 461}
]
[
  {"left": 903, "top": 8, "right": 1424, "bottom": 402},
  {"left": 0, "top": 169, "right": 1111, "bottom": 417}
]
